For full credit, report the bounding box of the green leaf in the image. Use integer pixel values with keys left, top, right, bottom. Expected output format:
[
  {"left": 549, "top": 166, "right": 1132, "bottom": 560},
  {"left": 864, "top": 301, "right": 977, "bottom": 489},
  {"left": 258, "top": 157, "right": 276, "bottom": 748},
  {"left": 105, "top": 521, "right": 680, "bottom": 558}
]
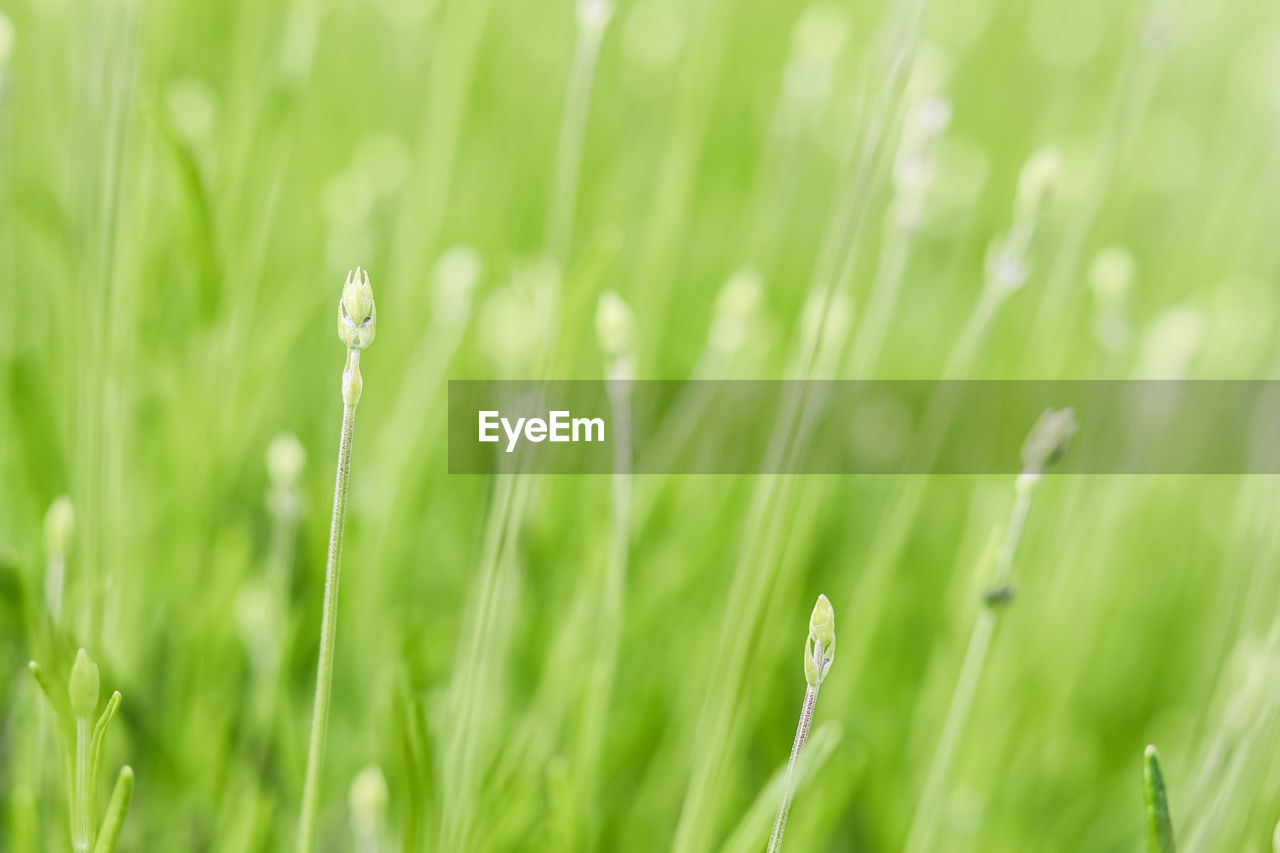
[
  {"left": 1143, "top": 745, "right": 1176, "bottom": 853},
  {"left": 92, "top": 766, "right": 134, "bottom": 853}
]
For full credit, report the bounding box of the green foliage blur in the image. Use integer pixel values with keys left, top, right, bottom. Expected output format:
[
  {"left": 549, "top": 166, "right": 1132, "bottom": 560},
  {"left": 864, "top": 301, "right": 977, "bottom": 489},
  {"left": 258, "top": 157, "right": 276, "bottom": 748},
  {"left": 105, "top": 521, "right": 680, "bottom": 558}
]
[{"left": 3, "top": 0, "right": 1280, "bottom": 849}]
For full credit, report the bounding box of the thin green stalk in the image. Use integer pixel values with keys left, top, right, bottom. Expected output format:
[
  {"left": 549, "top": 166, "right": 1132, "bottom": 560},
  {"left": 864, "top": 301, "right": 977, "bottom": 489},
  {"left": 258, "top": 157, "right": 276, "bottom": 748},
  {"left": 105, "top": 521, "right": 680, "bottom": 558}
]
[
  {"left": 545, "top": 1, "right": 611, "bottom": 261},
  {"left": 722, "top": 722, "right": 842, "bottom": 853},
  {"left": 297, "top": 394, "right": 355, "bottom": 853},
  {"left": 297, "top": 270, "right": 376, "bottom": 853},
  {"left": 767, "top": 595, "right": 835, "bottom": 853},
  {"left": 576, "top": 295, "right": 634, "bottom": 838},
  {"left": 673, "top": 8, "right": 927, "bottom": 842},
  {"left": 438, "top": 474, "right": 530, "bottom": 850},
  {"left": 73, "top": 717, "right": 91, "bottom": 852},
  {"left": 903, "top": 410, "right": 1075, "bottom": 852},
  {"left": 767, "top": 685, "right": 818, "bottom": 853},
  {"left": 833, "top": 149, "right": 1064, "bottom": 710},
  {"left": 848, "top": 229, "right": 909, "bottom": 377},
  {"left": 902, "top": 607, "right": 995, "bottom": 853}
]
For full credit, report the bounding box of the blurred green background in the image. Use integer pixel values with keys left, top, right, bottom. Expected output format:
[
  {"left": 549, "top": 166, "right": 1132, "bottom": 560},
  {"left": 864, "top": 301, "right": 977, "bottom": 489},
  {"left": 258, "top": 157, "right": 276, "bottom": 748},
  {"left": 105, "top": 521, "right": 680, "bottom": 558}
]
[{"left": 3, "top": 0, "right": 1280, "bottom": 849}]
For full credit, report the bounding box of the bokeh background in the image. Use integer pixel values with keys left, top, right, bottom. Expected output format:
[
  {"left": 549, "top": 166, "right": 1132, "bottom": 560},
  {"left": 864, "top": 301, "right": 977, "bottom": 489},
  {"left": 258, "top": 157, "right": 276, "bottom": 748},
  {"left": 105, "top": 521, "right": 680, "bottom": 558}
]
[{"left": 3, "top": 0, "right": 1280, "bottom": 849}]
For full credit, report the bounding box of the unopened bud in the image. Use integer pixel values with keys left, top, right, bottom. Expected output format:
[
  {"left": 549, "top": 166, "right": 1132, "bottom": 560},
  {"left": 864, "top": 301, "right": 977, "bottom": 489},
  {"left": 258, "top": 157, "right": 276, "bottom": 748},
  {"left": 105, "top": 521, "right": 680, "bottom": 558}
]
[
  {"left": 266, "top": 433, "right": 306, "bottom": 489},
  {"left": 69, "top": 648, "right": 99, "bottom": 719},
  {"left": 1089, "top": 247, "right": 1136, "bottom": 308},
  {"left": 804, "top": 594, "right": 836, "bottom": 687},
  {"left": 1014, "top": 148, "right": 1062, "bottom": 223},
  {"left": 432, "top": 246, "right": 482, "bottom": 329},
  {"left": 1020, "top": 407, "right": 1077, "bottom": 476},
  {"left": 577, "top": 0, "right": 613, "bottom": 32},
  {"left": 44, "top": 496, "right": 75, "bottom": 558},
  {"left": 349, "top": 764, "right": 389, "bottom": 839},
  {"left": 983, "top": 234, "right": 1029, "bottom": 297},
  {"left": 595, "top": 291, "right": 634, "bottom": 362},
  {"left": 338, "top": 267, "right": 377, "bottom": 351}
]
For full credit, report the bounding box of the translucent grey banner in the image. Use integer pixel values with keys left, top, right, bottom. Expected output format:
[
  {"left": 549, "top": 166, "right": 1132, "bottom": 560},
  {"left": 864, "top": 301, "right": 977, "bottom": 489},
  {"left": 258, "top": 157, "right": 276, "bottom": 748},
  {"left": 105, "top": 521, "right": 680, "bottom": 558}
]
[{"left": 447, "top": 380, "right": 1280, "bottom": 474}]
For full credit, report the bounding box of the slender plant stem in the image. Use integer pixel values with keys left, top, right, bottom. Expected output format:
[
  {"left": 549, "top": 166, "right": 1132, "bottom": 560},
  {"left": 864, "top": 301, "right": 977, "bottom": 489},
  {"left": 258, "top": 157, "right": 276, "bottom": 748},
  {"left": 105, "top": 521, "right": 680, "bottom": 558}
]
[
  {"left": 73, "top": 716, "right": 91, "bottom": 852},
  {"left": 297, "top": 387, "right": 358, "bottom": 853},
  {"left": 768, "top": 685, "right": 819, "bottom": 853},
  {"left": 576, "top": 376, "right": 632, "bottom": 833},
  {"left": 903, "top": 477, "right": 1038, "bottom": 853},
  {"left": 546, "top": 15, "right": 606, "bottom": 261},
  {"left": 902, "top": 609, "right": 995, "bottom": 853},
  {"left": 848, "top": 229, "right": 909, "bottom": 377}
]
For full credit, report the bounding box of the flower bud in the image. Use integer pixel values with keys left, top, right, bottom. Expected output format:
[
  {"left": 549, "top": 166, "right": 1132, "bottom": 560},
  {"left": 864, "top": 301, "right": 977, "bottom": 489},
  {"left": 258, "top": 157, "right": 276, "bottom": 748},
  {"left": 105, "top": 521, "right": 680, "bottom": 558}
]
[
  {"left": 432, "top": 246, "right": 482, "bottom": 330},
  {"left": 44, "top": 495, "right": 75, "bottom": 558},
  {"left": 809, "top": 593, "right": 835, "bottom": 648},
  {"left": 577, "top": 0, "right": 613, "bottom": 33},
  {"left": 349, "top": 764, "right": 389, "bottom": 839},
  {"left": 983, "top": 233, "right": 1029, "bottom": 298},
  {"left": 69, "top": 648, "right": 100, "bottom": 719},
  {"left": 1013, "top": 148, "right": 1062, "bottom": 223},
  {"left": 266, "top": 433, "right": 306, "bottom": 490},
  {"left": 804, "top": 594, "right": 836, "bottom": 687},
  {"left": 338, "top": 267, "right": 377, "bottom": 351},
  {"left": 0, "top": 13, "right": 14, "bottom": 71},
  {"left": 1089, "top": 247, "right": 1136, "bottom": 307},
  {"left": 595, "top": 291, "right": 634, "bottom": 362},
  {"left": 1020, "top": 407, "right": 1077, "bottom": 476}
]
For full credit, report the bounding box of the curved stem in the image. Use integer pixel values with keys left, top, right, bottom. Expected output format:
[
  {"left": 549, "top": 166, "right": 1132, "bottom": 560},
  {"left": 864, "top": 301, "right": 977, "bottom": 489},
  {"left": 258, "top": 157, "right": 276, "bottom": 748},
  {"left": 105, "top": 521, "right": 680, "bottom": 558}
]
[
  {"left": 297, "top": 394, "right": 358, "bottom": 853},
  {"left": 768, "top": 685, "right": 818, "bottom": 853},
  {"left": 903, "top": 476, "right": 1038, "bottom": 853}
]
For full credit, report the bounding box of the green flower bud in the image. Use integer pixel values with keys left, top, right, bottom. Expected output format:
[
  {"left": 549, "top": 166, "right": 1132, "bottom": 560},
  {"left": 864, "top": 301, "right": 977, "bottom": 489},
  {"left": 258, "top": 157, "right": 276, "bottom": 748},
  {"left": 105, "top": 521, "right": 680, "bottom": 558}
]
[
  {"left": 1089, "top": 247, "right": 1136, "bottom": 308},
  {"left": 804, "top": 594, "right": 836, "bottom": 688},
  {"left": 69, "top": 648, "right": 99, "bottom": 719},
  {"left": 1020, "top": 407, "right": 1077, "bottom": 476},
  {"left": 809, "top": 593, "right": 835, "bottom": 648},
  {"left": 44, "top": 495, "right": 75, "bottom": 558},
  {"left": 595, "top": 290, "right": 634, "bottom": 361},
  {"left": 349, "top": 764, "right": 389, "bottom": 839},
  {"left": 1013, "top": 148, "right": 1062, "bottom": 223},
  {"left": 266, "top": 433, "right": 306, "bottom": 489},
  {"left": 432, "top": 246, "right": 482, "bottom": 330},
  {"left": 338, "top": 267, "right": 377, "bottom": 351},
  {"left": 577, "top": 0, "right": 613, "bottom": 33}
]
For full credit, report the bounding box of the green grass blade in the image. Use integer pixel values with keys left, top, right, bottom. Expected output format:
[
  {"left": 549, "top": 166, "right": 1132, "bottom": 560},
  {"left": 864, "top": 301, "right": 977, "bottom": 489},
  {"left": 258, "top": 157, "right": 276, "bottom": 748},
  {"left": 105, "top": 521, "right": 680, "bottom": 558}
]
[
  {"left": 92, "top": 766, "right": 134, "bottom": 853},
  {"left": 1143, "top": 745, "right": 1176, "bottom": 853}
]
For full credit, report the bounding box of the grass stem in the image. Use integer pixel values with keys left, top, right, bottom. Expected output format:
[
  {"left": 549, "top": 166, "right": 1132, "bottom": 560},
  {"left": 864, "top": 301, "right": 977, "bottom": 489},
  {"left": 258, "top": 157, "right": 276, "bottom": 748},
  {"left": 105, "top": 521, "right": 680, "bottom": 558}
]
[
  {"left": 73, "top": 716, "right": 91, "bottom": 852},
  {"left": 298, "top": 270, "right": 375, "bottom": 853},
  {"left": 767, "top": 685, "right": 818, "bottom": 853},
  {"left": 296, "top": 397, "right": 356, "bottom": 853},
  {"left": 767, "top": 594, "right": 834, "bottom": 852}
]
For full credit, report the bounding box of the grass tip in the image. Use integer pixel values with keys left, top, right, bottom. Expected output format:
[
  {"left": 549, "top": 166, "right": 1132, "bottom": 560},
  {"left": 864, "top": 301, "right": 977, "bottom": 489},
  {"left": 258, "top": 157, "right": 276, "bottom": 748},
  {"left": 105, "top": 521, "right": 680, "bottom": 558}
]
[{"left": 1142, "top": 744, "right": 1176, "bottom": 853}]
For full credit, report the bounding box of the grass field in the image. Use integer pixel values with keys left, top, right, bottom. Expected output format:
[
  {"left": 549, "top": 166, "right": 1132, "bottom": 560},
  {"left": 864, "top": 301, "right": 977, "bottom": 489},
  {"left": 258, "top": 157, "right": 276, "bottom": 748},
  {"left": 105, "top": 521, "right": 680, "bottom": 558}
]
[{"left": 3, "top": 0, "right": 1280, "bottom": 849}]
